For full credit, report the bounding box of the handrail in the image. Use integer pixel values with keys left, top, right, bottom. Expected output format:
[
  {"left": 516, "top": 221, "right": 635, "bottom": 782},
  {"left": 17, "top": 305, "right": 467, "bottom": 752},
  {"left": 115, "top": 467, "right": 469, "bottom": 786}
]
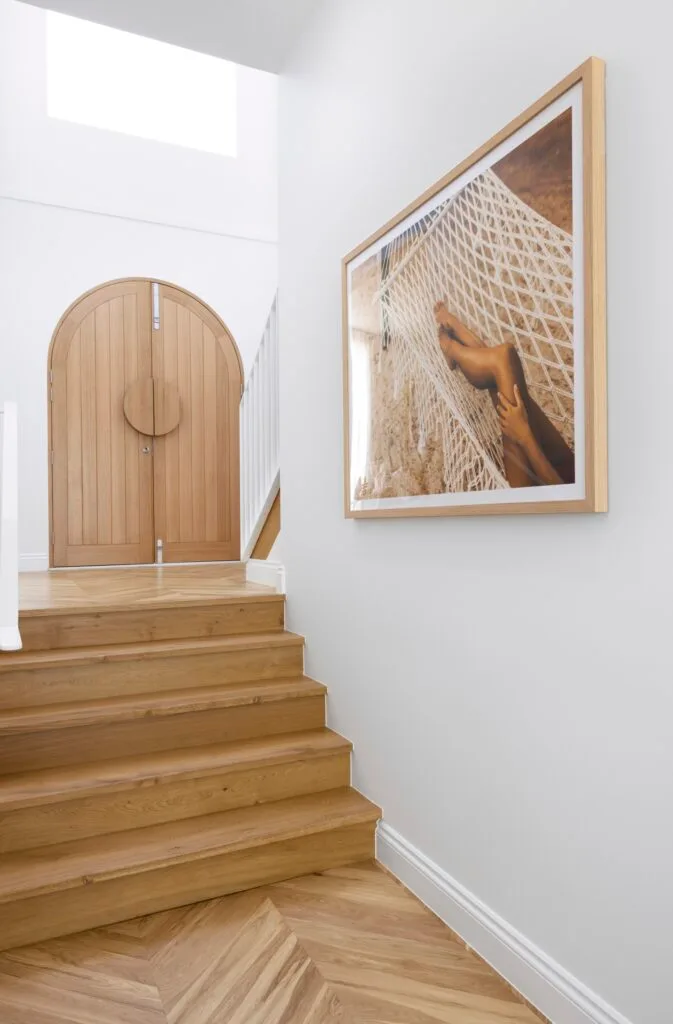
[
  {"left": 240, "top": 294, "right": 280, "bottom": 559},
  {"left": 0, "top": 402, "right": 21, "bottom": 651}
]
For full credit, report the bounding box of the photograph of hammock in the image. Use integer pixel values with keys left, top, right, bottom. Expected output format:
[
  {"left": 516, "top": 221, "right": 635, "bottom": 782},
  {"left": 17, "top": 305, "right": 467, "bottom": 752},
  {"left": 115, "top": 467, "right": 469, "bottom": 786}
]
[{"left": 343, "top": 60, "right": 607, "bottom": 518}]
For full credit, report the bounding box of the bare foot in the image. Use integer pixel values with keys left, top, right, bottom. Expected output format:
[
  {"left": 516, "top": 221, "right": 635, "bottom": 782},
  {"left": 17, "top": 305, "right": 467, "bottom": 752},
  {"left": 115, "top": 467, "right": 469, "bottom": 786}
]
[
  {"left": 432, "top": 300, "right": 484, "bottom": 349},
  {"left": 433, "top": 300, "right": 459, "bottom": 368}
]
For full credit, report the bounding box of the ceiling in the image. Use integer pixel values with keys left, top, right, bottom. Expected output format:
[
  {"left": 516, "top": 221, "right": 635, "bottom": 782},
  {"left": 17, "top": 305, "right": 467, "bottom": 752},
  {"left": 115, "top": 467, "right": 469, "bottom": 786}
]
[{"left": 20, "top": 0, "right": 321, "bottom": 72}]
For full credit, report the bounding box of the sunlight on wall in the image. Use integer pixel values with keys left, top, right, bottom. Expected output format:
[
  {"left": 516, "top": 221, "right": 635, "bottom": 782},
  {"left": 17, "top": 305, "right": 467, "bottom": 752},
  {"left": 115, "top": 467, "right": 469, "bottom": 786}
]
[{"left": 46, "top": 12, "right": 237, "bottom": 157}]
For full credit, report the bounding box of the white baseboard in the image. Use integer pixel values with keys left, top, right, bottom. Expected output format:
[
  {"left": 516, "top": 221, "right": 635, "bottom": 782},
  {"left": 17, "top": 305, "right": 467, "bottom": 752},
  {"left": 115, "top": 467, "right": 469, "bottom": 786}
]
[
  {"left": 246, "top": 559, "right": 286, "bottom": 593},
  {"left": 377, "top": 823, "right": 633, "bottom": 1024},
  {"left": 19, "top": 553, "right": 49, "bottom": 572},
  {"left": 0, "top": 625, "right": 22, "bottom": 650}
]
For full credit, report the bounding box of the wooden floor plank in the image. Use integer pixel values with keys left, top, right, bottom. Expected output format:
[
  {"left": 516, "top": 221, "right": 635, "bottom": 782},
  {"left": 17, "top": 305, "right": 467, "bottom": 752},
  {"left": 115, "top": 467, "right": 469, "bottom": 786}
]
[
  {"left": 18, "top": 564, "right": 258, "bottom": 613},
  {"left": 0, "top": 863, "right": 546, "bottom": 1024}
]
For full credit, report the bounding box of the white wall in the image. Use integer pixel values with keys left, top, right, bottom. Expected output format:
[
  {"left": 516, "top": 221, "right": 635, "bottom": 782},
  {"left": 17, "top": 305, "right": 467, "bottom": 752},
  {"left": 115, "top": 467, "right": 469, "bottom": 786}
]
[
  {"left": 0, "top": 0, "right": 278, "bottom": 566},
  {"left": 0, "top": 0, "right": 278, "bottom": 239},
  {"left": 279, "top": 4, "right": 672, "bottom": 1024}
]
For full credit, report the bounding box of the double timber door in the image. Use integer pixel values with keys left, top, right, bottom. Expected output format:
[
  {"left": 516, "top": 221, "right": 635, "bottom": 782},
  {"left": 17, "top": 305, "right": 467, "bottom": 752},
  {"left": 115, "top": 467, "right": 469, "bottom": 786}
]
[{"left": 49, "top": 279, "right": 243, "bottom": 567}]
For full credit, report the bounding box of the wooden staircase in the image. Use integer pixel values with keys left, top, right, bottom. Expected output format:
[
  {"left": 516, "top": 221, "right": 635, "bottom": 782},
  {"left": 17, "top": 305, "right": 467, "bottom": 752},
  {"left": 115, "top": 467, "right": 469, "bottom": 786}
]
[{"left": 0, "top": 576, "right": 379, "bottom": 952}]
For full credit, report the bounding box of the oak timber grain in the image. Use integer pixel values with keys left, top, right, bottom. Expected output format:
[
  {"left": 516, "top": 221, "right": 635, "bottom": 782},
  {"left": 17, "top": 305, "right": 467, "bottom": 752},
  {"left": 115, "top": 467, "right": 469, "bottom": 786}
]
[
  {"left": 18, "top": 596, "right": 285, "bottom": 651},
  {"left": 152, "top": 284, "right": 242, "bottom": 563},
  {"left": 50, "top": 281, "right": 156, "bottom": 567},
  {"left": 19, "top": 563, "right": 249, "bottom": 611},
  {"left": 0, "top": 863, "right": 545, "bottom": 1024},
  {"left": 251, "top": 489, "right": 281, "bottom": 559},
  {"left": 0, "top": 791, "right": 379, "bottom": 950},
  {"left": 0, "top": 632, "right": 304, "bottom": 709},
  {"left": 0, "top": 730, "right": 351, "bottom": 852},
  {"left": 0, "top": 678, "right": 326, "bottom": 773}
]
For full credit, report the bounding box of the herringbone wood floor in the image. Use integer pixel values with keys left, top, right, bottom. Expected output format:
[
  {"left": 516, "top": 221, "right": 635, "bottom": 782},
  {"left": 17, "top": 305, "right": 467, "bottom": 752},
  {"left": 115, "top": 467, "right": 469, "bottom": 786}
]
[
  {"left": 0, "top": 862, "right": 545, "bottom": 1023},
  {"left": 19, "top": 564, "right": 267, "bottom": 612}
]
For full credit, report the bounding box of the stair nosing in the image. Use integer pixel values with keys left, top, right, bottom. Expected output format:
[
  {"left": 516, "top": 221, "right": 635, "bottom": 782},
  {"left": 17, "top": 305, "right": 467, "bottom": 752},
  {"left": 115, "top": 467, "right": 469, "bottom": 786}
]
[
  {"left": 0, "top": 631, "right": 305, "bottom": 673},
  {"left": 0, "top": 789, "right": 380, "bottom": 904},
  {"left": 18, "top": 592, "right": 285, "bottom": 619},
  {"left": 0, "top": 676, "right": 326, "bottom": 736},
  {"left": 0, "top": 729, "right": 353, "bottom": 812}
]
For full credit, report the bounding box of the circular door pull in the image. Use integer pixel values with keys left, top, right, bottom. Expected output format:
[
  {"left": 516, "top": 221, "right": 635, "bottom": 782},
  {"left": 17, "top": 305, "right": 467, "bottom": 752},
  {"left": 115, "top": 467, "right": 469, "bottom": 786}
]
[
  {"left": 153, "top": 380, "right": 181, "bottom": 436},
  {"left": 123, "top": 379, "right": 154, "bottom": 435},
  {"left": 123, "top": 379, "right": 181, "bottom": 436}
]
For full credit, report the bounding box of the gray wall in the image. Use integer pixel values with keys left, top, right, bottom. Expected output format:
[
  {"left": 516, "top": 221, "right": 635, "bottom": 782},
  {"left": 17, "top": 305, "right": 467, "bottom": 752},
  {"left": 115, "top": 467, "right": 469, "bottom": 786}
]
[{"left": 279, "top": 3, "right": 672, "bottom": 1023}]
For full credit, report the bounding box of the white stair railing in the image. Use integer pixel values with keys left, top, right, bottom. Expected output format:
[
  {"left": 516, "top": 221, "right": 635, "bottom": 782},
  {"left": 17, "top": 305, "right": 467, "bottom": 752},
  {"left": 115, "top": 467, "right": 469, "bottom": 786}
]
[
  {"left": 241, "top": 294, "right": 280, "bottom": 559},
  {"left": 0, "top": 402, "right": 21, "bottom": 651}
]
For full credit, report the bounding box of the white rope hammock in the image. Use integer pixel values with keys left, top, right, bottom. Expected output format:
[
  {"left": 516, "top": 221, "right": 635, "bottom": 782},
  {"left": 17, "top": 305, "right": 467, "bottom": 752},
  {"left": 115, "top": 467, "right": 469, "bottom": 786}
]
[{"left": 369, "top": 168, "right": 574, "bottom": 494}]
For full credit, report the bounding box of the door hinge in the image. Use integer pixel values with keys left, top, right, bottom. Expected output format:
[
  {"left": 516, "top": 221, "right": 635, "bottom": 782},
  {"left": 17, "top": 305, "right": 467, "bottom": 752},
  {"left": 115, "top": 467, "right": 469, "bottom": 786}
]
[
  {"left": 50, "top": 450, "right": 54, "bottom": 466},
  {"left": 49, "top": 369, "right": 54, "bottom": 402},
  {"left": 152, "top": 282, "right": 160, "bottom": 331}
]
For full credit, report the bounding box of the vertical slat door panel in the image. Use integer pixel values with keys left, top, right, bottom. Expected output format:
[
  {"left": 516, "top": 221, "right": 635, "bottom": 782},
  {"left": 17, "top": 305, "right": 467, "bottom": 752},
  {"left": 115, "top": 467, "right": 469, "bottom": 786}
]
[
  {"left": 95, "top": 303, "right": 112, "bottom": 546},
  {"left": 51, "top": 279, "right": 241, "bottom": 567},
  {"left": 109, "top": 296, "right": 127, "bottom": 545},
  {"left": 176, "top": 304, "right": 193, "bottom": 542},
  {"left": 123, "top": 293, "right": 141, "bottom": 547},
  {"left": 152, "top": 285, "right": 242, "bottom": 562},
  {"left": 190, "top": 315, "right": 206, "bottom": 543},
  {"left": 65, "top": 329, "right": 83, "bottom": 547},
  {"left": 80, "top": 312, "right": 98, "bottom": 548},
  {"left": 51, "top": 281, "right": 155, "bottom": 567}
]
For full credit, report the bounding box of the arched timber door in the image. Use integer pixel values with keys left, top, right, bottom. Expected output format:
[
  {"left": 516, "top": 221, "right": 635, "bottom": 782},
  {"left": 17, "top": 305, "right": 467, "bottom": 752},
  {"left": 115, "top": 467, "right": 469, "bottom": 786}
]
[{"left": 49, "top": 279, "right": 243, "bottom": 567}]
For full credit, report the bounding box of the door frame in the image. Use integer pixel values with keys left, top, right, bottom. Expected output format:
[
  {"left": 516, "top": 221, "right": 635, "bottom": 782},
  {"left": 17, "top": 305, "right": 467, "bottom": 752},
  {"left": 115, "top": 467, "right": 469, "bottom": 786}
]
[{"left": 47, "top": 278, "right": 244, "bottom": 568}]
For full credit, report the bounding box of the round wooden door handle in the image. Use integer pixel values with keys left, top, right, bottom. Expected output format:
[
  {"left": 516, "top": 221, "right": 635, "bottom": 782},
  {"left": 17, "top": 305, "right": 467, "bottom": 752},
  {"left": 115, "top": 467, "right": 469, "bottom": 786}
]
[
  {"left": 123, "top": 378, "right": 154, "bottom": 435},
  {"left": 123, "top": 379, "right": 181, "bottom": 437},
  {"left": 153, "top": 380, "right": 181, "bottom": 436}
]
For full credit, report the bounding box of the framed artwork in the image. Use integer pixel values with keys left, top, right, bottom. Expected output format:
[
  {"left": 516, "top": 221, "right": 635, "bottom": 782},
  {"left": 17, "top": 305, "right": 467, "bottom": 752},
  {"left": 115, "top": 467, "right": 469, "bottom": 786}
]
[{"left": 342, "top": 58, "right": 606, "bottom": 518}]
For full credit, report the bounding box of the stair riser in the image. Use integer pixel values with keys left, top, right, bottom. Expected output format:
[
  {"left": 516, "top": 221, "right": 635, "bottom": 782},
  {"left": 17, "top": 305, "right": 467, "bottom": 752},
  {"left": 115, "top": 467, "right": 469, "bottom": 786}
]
[
  {"left": 0, "top": 752, "right": 350, "bottom": 853},
  {"left": 0, "top": 696, "right": 325, "bottom": 773},
  {"left": 0, "top": 644, "right": 304, "bottom": 710},
  {"left": 18, "top": 599, "right": 285, "bottom": 652},
  {"left": 0, "top": 823, "right": 375, "bottom": 952}
]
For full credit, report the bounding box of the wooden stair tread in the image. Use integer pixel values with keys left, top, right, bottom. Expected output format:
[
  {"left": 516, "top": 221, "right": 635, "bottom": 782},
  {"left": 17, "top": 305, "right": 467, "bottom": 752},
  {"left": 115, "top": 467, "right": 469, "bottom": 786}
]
[
  {"left": 0, "top": 788, "right": 380, "bottom": 903},
  {"left": 19, "top": 591, "right": 282, "bottom": 618},
  {"left": 0, "top": 676, "right": 325, "bottom": 736},
  {"left": 0, "top": 630, "right": 304, "bottom": 672},
  {"left": 0, "top": 729, "right": 351, "bottom": 812}
]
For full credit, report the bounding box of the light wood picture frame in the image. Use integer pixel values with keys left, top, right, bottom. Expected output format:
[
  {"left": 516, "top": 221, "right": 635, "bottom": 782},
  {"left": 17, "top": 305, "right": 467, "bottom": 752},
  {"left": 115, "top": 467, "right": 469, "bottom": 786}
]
[{"left": 342, "top": 58, "right": 606, "bottom": 519}]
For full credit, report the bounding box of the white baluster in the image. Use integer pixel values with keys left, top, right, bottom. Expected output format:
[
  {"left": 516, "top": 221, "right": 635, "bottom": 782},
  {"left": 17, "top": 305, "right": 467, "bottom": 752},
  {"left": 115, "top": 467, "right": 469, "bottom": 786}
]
[{"left": 240, "top": 294, "right": 280, "bottom": 559}]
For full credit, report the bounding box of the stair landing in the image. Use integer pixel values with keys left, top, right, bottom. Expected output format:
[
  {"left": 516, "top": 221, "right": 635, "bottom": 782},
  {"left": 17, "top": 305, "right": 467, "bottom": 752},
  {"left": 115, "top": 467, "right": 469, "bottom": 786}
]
[
  {"left": 17, "top": 565, "right": 283, "bottom": 652},
  {"left": 19, "top": 562, "right": 268, "bottom": 613}
]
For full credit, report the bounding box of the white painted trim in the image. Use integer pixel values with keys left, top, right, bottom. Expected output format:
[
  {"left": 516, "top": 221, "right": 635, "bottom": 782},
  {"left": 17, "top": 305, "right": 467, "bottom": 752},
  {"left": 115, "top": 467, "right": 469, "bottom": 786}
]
[
  {"left": 0, "top": 403, "right": 21, "bottom": 649},
  {"left": 377, "top": 823, "right": 634, "bottom": 1024},
  {"left": 246, "top": 558, "right": 285, "bottom": 593},
  {"left": 240, "top": 293, "right": 280, "bottom": 557},
  {"left": 19, "top": 554, "right": 50, "bottom": 572},
  {"left": 0, "top": 625, "right": 22, "bottom": 650}
]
